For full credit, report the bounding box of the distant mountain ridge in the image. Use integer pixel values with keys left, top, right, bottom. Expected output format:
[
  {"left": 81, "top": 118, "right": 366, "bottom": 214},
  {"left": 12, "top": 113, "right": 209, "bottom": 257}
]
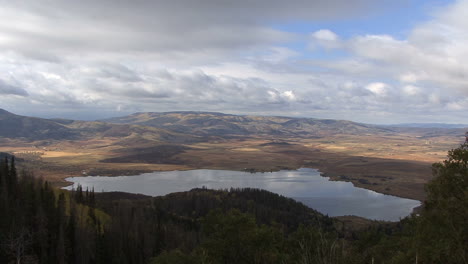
[
  {"left": 0, "top": 108, "right": 196, "bottom": 143},
  {"left": 0, "top": 108, "right": 78, "bottom": 140},
  {"left": 1, "top": 108, "right": 465, "bottom": 142},
  {"left": 388, "top": 123, "right": 468, "bottom": 129},
  {"left": 101, "top": 111, "right": 391, "bottom": 137}
]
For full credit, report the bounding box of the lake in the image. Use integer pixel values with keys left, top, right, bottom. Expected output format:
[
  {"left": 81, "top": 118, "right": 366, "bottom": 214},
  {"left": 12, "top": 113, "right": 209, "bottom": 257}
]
[{"left": 64, "top": 168, "right": 420, "bottom": 221}]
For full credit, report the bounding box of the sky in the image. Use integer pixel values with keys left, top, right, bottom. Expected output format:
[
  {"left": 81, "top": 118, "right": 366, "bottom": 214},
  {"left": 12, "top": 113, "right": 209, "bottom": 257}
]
[{"left": 0, "top": 0, "right": 467, "bottom": 124}]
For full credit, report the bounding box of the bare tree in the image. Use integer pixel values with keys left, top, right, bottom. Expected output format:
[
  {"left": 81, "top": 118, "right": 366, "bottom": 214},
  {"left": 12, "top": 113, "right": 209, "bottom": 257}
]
[{"left": 2, "top": 228, "right": 32, "bottom": 264}]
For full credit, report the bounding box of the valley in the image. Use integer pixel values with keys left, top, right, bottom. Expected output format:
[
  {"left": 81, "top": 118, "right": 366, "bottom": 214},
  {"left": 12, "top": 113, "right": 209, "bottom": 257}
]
[{"left": 0, "top": 108, "right": 464, "bottom": 201}]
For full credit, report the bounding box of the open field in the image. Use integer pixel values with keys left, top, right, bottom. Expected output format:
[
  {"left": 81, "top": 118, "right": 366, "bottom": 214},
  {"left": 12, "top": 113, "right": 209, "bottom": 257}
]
[
  {"left": 1, "top": 130, "right": 462, "bottom": 201},
  {"left": 1, "top": 107, "right": 464, "bottom": 201},
  {"left": 173, "top": 134, "right": 452, "bottom": 201}
]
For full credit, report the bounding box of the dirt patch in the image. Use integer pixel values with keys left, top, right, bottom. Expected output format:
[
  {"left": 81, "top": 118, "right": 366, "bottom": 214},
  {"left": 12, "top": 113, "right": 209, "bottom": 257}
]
[
  {"left": 232, "top": 148, "right": 261, "bottom": 152},
  {"left": 41, "top": 151, "right": 90, "bottom": 158},
  {"left": 100, "top": 145, "right": 190, "bottom": 164}
]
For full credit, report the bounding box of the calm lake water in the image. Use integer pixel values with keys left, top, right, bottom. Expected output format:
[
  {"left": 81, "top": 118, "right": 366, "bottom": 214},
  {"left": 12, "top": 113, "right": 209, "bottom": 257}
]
[{"left": 64, "top": 168, "right": 420, "bottom": 221}]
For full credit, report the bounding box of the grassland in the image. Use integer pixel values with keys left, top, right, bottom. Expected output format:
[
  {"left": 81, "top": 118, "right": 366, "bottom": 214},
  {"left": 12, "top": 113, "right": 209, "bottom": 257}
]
[
  {"left": 1, "top": 108, "right": 464, "bottom": 201},
  {"left": 1, "top": 129, "right": 462, "bottom": 201}
]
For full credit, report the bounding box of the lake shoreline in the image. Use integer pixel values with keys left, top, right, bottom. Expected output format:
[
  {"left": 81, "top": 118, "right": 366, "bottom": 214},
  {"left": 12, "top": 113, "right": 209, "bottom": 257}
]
[
  {"left": 60, "top": 164, "right": 425, "bottom": 202},
  {"left": 63, "top": 168, "right": 420, "bottom": 222}
]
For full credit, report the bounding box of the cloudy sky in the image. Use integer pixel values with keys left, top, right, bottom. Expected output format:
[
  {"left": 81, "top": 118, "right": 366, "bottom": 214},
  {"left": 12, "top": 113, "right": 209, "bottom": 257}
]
[{"left": 0, "top": 0, "right": 467, "bottom": 124}]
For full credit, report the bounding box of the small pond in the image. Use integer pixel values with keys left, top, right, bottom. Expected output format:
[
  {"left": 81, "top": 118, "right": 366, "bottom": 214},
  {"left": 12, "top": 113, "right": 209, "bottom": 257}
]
[{"left": 64, "top": 168, "right": 420, "bottom": 221}]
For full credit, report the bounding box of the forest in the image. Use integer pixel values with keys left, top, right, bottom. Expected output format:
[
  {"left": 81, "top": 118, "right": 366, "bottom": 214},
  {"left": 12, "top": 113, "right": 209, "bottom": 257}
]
[{"left": 0, "top": 139, "right": 467, "bottom": 263}]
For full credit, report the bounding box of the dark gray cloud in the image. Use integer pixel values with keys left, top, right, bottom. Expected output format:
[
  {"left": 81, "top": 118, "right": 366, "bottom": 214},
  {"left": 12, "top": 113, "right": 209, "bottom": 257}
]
[
  {"left": 0, "top": 0, "right": 401, "bottom": 58},
  {"left": 89, "top": 63, "right": 143, "bottom": 82},
  {"left": 0, "top": 79, "right": 29, "bottom": 96}
]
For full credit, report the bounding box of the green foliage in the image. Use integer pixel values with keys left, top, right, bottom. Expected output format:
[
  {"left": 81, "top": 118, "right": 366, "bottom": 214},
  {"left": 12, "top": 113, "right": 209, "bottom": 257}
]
[
  {"left": 288, "top": 225, "right": 344, "bottom": 264},
  {"left": 346, "top": 136, "right": 468, "bottom": 263},
  {"left": 198, "top": 209, "right": 285, "bottom": 264},
  {"left": 0, "top": 157, "right": 106, "bottom": 263},
  {"left": 415, "top": 137, "right": 468, "bottom": 263},
  {"left": 150, "top": 250, "right": 194, "bottom": 264}
]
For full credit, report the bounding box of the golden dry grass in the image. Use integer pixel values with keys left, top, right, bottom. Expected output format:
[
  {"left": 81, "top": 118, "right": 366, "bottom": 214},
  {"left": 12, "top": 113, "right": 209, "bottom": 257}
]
[
  {"left": 1, "top": 131, "right": 463, "bottom": 201},
  {"left": 41, "top": 151, "right": 90, "bottom": 158}
]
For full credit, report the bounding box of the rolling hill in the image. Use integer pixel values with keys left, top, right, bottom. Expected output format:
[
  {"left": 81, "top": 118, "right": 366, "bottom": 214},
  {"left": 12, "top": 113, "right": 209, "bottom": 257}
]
[
  {"left": 0, "top": 108, "right": 197, "bottom": 143},
  {"left": 102, "top": 111, "right": 393, "bottom": 137},
  {"left": 0, "top": 108, "right": 78, "bottom": 140},
  {"left": 3, "top": 108, "right": 462, "bottom": 142}
]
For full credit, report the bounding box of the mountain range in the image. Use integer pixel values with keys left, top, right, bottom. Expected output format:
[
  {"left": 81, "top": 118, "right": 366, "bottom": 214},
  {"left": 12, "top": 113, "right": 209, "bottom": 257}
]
[
  {"left": 101, "top": 111, "right": 394, "bottom": 138},
  {"left": 1, "top": 108, "right": 466, "bottom": 142}
]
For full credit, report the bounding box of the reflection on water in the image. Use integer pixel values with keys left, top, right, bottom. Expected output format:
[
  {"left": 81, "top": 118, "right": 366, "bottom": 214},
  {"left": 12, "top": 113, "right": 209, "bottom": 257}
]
[{"left": 64, "top": 168, "right": 420, "bottom": 221}]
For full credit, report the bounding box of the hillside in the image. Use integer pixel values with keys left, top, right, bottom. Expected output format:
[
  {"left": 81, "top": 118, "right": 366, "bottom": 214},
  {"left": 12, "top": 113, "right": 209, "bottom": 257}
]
[
  {"left": 67, "top": 121, "right": 199, "bottom": 144},
  {"left": 0, "top": 108, "right": 197, "bottom": 144},
  {"left": 0, "top": 108, "right": 78, "bottom": 140},
  {"left": 102, "top": 111, "right": 392, "bottom": 137},
  {"left": 389, "top": 123, "right": 468, "bottom": 129}
]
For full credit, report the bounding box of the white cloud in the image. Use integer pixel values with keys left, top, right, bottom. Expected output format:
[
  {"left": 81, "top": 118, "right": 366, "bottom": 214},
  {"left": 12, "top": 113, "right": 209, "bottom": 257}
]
[
  {"left": 342, "top": 2, "right": 468, "bottom": 96},
  {"left": 402, "top": 85, "right": 422, "bottom": 96},
  {"left": 446, "top": 101, "right": 466, "bottom": 111},
  {"left": 260, "top": 47, "right": 300, "bottom": 63},
  {"left": 282, "top": 90, "right": 297, "bottom": 101},
  {"left": 428, "top": 93, "right": 442, "bottom": 104},
  {"left": 297, "top": 0, "right": 468, "bottom": 122},
  {"left": 313, "top": 30, "right": 339, "bottom": 41},
  {"left": 399, "top": 72, "right": 426, "bottom": 83},
  {"left": 310, "top": 29, "right": 342, "bottom": 49},
  {"left": 365, "top": 82, "right": 389, "bottom": 97}
]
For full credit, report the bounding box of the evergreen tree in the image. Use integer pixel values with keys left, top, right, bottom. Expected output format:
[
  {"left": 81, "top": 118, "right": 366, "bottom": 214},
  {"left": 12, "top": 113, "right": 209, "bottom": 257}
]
[
  {"left": 415, "top": 134, "right": 468, "bottom": 263},
  {"left": 56, "top": 193, "right": 67, "bottom": 264},
  {"left": 67, "top": 204, "right": 77, "bottom": 264}
]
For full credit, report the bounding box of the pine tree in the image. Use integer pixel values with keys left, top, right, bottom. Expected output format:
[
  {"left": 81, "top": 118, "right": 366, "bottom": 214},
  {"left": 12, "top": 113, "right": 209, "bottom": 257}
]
[
  {"left": 0, "top": 157, "right": 10, "bottom": 225},
  {"left": 415, "top": 134, "right": 468, "bottom": 263},
  {"left": 56, "top": 193, "right": 67, "bottom": 264},
  {"left": 67, "top": 204, "right": 77, "bottom": 264},
  {"left": 8, "top": 156, "right": 17, "bottom": 199},
  {"left": 2, "top": 157, "right": 9, "bottom": 196}
]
